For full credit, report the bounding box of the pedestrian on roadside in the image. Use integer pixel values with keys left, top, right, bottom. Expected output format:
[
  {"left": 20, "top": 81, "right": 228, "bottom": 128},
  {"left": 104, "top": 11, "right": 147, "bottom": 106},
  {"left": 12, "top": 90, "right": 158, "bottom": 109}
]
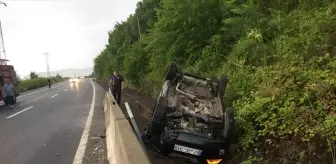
[
  {"left": 48, "top": 78, "right": 51, "bottom": 89},
  {"left": 3, "top": 79, "right": 15, "bottom": 108},
  {"left": 109, "top": 71, "right": 125, "bottom": 105}
]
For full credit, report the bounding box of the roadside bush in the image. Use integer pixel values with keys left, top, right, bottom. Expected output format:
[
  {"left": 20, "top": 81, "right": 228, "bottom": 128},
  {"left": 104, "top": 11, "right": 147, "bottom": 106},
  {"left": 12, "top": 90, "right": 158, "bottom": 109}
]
[{"left": 18, "top": 77, "right": 63, "bottom": 92}]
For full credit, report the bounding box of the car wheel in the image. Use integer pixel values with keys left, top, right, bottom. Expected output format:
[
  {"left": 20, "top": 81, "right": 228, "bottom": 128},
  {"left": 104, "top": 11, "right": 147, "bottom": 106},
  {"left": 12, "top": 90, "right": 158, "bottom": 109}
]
[
  {"left": 218, "top": 75, "right": 228, "bottom": 96},
  {"left": 165, "top": 62, "right": 179, "bottom": 81}
]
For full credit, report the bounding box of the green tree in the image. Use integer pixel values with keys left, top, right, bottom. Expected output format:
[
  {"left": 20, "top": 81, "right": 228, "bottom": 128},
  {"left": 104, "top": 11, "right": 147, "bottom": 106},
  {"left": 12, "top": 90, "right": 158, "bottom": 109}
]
[
  {"left": 29, "top": 71, "right": 38, "bottom": 79},
  {"left": 55, "top": 73, "right": 62, "bottom": 79}
]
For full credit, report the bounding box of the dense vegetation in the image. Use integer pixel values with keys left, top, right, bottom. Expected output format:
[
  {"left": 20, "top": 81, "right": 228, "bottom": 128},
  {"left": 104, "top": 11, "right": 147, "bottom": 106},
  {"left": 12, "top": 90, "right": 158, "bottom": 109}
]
[
  {"left": 18, "top": 72, "right": 63, "bottom": 92},
  {"left": 94, "top": 0, "right": 336, "bottom": 163}
]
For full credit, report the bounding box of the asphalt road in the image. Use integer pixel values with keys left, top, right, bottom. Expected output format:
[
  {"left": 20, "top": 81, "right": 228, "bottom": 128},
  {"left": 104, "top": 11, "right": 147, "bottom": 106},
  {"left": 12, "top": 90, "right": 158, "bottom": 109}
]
[{"left": 0, "top": 79, "right": 105, "bottom": 164}]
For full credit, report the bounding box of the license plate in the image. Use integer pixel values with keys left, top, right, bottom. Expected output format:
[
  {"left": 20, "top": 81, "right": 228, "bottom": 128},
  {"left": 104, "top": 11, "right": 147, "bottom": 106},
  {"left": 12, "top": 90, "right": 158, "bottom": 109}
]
[{"left": 174, "top": 144, "right": 202, "bottom": 156}]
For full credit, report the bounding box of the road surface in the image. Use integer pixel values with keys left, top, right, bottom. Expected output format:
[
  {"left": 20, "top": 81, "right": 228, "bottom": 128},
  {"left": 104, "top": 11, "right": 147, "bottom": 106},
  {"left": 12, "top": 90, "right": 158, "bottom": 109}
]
[{"left": 0, "top": 79, "right": 107, "bottom": 164}]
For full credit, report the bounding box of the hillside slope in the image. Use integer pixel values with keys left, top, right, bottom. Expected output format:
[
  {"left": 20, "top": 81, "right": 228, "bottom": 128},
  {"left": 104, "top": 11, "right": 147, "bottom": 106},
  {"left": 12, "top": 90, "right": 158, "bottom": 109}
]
[{"left": 94, "top": 0, "right": 336, "bottom": 163}]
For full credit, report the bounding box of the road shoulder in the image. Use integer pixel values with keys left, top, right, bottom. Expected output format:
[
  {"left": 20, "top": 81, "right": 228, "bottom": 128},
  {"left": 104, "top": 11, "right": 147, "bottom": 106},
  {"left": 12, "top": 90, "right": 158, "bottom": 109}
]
[{"left": 82, "top": 98, "right": 108, "bottom": 164}]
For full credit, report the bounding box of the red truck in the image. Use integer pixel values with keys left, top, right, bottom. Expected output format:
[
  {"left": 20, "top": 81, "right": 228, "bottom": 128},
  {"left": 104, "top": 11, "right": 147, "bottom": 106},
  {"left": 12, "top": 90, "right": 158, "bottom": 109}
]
[{"left": 0, "top": 59, "right": 19, "bottom": 105}]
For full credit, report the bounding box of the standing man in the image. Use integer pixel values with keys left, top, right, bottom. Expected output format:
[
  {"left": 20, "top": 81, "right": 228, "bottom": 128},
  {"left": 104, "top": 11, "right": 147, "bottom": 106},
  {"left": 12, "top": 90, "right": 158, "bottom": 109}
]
[
  {"left": 48, "top": 78, "right": 51, "bottom": 89},
  {"left": 3, "top": 79, "right": 15, "bottom": 108},
  {"left": 109, "top": 71, "right": 125, "bottom": 105}
]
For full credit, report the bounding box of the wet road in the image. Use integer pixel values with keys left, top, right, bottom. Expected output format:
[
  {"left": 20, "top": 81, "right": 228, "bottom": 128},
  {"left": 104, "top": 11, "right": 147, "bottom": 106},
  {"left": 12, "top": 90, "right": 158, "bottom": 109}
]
[{"left": 0, "top": 79, "right": 104, "bottom": 164}]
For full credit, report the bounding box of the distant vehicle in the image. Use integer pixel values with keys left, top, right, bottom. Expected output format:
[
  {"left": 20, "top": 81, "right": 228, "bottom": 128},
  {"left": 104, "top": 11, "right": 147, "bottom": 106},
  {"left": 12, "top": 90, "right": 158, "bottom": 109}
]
[
  {"left": 69, "top": 77, "right": 79, "bottom": 83},
  {"left": 0, "top": 59, "right": 19, "bottom": 105},
  {"left": 142, "top": 62, "right": 235, "bottom": 164}
]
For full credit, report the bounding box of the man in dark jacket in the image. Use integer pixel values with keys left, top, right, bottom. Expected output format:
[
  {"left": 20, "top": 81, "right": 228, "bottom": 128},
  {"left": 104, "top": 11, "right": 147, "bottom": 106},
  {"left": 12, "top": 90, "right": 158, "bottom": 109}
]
[
  {"left": 48, "top": 78, "right": 51, "bottom": 89},
  {"left": 109, "top": 71, "right": 125, "bottom": 105}
]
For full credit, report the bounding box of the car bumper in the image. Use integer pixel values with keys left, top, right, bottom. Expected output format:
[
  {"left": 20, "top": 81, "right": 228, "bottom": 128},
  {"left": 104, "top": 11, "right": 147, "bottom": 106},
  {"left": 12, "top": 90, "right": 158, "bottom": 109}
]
[{"left": 162, "top": 132, "right": 228, "bottom": 161}]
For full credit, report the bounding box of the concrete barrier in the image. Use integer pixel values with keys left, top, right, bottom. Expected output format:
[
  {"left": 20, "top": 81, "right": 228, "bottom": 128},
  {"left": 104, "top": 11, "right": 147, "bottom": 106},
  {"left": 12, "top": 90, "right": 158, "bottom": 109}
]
[{"left": 104, "top": 91, "right": 151, "bottom": 164}]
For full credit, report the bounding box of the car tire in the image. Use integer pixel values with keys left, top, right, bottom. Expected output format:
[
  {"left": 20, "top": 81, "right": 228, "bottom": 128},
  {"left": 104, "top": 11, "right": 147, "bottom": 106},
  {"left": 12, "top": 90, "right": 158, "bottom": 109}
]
[
  {"left": 165, "top": 62, "right": 179, "bottom": 81},
  {"left": 218, "top": 75, "right": 228, "bottom": 96}
]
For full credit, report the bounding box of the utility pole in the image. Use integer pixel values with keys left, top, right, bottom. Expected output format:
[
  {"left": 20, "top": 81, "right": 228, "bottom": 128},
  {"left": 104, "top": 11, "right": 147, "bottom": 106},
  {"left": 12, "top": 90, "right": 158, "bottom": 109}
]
[
  {"left": 0, "top": 1, "right": 7, "bottom": 63},
  {"left": 44, "top": 52, "right": 50, "bottom": 78},
  {"left": 0, "top": 21, "right": 5, "bottom": 60}
]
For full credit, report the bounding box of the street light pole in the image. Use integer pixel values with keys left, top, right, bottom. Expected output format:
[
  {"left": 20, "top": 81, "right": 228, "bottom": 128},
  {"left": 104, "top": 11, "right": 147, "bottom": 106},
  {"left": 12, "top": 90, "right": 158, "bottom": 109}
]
[
  {"left": 44, "top": 52, "right": 50, "bottom": 78},
  {"left": 0, "top": 1, "right": 7, "bottom": 62}
]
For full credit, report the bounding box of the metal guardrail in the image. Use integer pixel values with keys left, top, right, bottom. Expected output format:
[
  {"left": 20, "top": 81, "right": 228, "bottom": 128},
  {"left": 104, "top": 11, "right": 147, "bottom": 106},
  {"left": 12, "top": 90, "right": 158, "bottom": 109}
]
[{"left": 124, "top": 102, "right": 150, "bottom": 158}]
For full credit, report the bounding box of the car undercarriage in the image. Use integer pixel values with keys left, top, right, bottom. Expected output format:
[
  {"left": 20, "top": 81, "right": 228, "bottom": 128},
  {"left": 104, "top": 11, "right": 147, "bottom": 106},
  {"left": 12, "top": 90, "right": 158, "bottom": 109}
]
[{"left": 142, "top": 62, "right": 235, "bottom": 164}]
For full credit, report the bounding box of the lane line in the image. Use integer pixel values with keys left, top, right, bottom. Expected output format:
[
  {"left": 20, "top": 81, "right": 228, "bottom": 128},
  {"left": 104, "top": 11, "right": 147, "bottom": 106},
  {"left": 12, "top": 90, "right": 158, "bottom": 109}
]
[
  {"left": 18, "top": 83, "right": 64, "bottom": 98},
  {"left": 72, "top": 80, "right": 96, "bottom": 164},
  {"left": 64, "top": 89, "right": 68, "bottom": 91},
  {"left": 17, "top": 88, "right": 50, "bottom": 98},
  {"left": 7, "top": 106, "right": 34, "bottom": 119},
  {"left": 50, "top": 94, "right": 59, "bottom": 98}
]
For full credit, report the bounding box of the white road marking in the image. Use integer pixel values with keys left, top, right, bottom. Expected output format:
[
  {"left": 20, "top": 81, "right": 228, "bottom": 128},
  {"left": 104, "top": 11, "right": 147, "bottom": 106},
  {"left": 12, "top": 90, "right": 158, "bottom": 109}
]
[
  {"left": 18, "top": 83, "right": 64, "bottom": 98},
  {"left": 50, "top": 94, "right": 59, "bottom": 98},
  {"left": 72, "top": 80, "right": 96, "bottom": 164},
  {"left": 18, "top": 88, "right": 49, "bottom": 98},
  {"left": 7, "top": 106, "right": 34, "bottom": 119},
  {"left": 64, "top": 89, "right": 68, "bottom": 91}
]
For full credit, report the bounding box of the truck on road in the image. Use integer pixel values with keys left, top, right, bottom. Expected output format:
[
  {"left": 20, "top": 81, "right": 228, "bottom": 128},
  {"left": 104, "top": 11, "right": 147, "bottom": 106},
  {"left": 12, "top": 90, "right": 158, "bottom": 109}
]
[{"left": 0, "top": 59, "right": 19, "bottom": 105}]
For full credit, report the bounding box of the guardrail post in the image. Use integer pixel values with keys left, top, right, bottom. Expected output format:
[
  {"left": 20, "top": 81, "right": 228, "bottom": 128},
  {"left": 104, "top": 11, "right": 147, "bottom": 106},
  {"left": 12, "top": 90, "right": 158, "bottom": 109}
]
[{"left": 125, "top": 102, "right": 147, "bottom": 151}]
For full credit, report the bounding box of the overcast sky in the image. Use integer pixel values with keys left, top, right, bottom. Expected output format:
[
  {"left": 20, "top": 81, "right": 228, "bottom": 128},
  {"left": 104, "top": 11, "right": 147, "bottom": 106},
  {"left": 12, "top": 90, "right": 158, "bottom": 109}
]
[{"left": 1, "top": 0, "right": 139, "bottom": 77}]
